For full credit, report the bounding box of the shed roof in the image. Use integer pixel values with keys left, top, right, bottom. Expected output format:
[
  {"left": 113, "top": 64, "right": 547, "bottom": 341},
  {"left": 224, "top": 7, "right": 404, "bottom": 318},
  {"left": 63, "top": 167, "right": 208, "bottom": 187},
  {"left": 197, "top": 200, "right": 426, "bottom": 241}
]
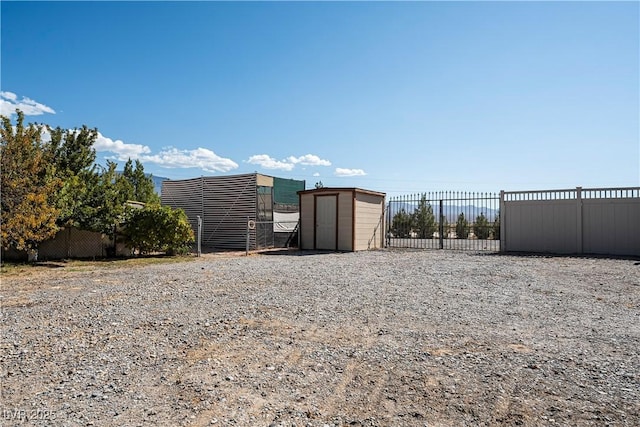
[{"left": 297, "top": 187, "right": 386, "bottom": 197}]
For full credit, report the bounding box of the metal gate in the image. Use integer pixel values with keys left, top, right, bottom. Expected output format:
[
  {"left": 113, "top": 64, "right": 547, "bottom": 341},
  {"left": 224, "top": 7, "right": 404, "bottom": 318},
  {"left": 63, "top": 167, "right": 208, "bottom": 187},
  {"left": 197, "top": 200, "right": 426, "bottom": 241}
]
[
  {"left": 386, "top": 191, "right": 500, "bottom": 251},
  {"left": 253, "top": 220, "right": 300, "bottom": 249}
]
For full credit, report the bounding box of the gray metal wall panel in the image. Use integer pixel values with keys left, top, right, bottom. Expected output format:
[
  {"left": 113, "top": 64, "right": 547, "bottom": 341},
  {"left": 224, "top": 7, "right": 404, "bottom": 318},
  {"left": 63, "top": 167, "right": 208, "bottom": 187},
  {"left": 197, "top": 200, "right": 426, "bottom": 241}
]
[
  {"left": 161, "top": 178, "right": 204, "bottom": 237},
  {"left": 161, "top": 175, "right": 257, "bottom": 250},
  {"left": 201, "top": 174, "right": 257, "bottom": 249},
  {"left": 162, "top": 174, "right": 306, "bottom": 250}
]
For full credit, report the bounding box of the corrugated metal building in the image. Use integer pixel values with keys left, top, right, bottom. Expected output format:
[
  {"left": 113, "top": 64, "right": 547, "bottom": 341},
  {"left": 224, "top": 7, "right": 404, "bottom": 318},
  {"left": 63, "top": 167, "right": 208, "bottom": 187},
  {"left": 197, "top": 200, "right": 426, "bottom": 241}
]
[
  {"left": 161, "top": 173, "right": 305, "bottom": 250},
  {"left": 298, "top": 188, "right": 386, "bottom": 251}
]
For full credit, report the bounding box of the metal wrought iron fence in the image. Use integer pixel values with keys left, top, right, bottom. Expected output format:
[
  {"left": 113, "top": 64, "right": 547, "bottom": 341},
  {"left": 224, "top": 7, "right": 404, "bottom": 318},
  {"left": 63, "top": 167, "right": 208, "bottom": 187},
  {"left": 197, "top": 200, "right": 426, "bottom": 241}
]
[{"left": 386, "top": 191, "right": 500, "bottom": 251}]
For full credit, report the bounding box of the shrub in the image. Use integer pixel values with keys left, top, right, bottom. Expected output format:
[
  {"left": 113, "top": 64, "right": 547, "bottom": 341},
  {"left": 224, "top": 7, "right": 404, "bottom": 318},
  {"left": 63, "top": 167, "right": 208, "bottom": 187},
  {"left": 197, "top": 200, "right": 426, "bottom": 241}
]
[{"left": 122, "top": 205, "right": 194, "bottom": 255}]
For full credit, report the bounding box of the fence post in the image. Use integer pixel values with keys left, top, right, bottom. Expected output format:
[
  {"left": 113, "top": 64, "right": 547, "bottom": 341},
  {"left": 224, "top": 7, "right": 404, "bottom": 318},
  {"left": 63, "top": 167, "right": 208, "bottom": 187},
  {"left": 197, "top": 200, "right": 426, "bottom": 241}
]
[
  {"left": 386, "top": 201, "right": 391, "bottom": 247},
  {"left": 439, "top": 199, "right": 444, "bottom": 249},
  {"left": 196, "top": 215, "right": 202, "bottom": 257},
  {"left": 246, "top": 216, "right": 250, "bottom": 256},
  {"left": 499, "top": 190, "right": 505, "bottom": 253},
  {"left": 576, "top": 187, "right": 583, "bottom": 254}
]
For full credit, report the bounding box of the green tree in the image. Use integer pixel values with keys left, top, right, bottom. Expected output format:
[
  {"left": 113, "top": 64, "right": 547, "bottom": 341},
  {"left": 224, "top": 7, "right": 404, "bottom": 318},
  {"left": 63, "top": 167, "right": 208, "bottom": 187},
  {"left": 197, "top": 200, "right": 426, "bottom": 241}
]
[
  {"left": 78, "top": 161, "right": 131, "bottom": 234},
  {"left": 1, "top": 111, "right": 61, "bottom": 257},
  {"left": 44, "top": 125, "right": 99, "bottom": 227},
  {"left": 45, "top": 125, "right": 97, "bottom": 176},
  {"left": 492, "top": 212, "right": 500, "bottom": 240},
  {"left": 455, "top": 212, "right": 469, "bottom": 239},
  {"left": 119, "top": 159, "right": 136, "bottom": 202},
  {"left": 64, "top": 159, "right": 159, "bottom": 235},
  {"left": 122, "top": 205, "right": 194, "bottom": 255},
  {"left": 413, "top": 194, "right": 437, "bottom": 239},
  {"left": 122, "top": 159, "right": 159, "bottom": 204},
  {"left": 474, "top": 212, "right": 490, "bottom": 239},
  {"left": 390, "top": 208, "right": 414, "bottom": 238},
  {"left": 2, "top": 113, "right": 163, "bottom": 260},
  {"left": 44, "top": 127, "right": 158, "bottom": 233}
]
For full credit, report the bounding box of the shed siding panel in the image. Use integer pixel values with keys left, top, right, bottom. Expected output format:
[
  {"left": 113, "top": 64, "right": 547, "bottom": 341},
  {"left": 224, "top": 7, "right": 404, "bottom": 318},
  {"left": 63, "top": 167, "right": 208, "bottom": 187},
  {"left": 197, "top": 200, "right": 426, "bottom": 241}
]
[
  {"left": 337, "top": 192, "right": 353, "bottom": 251},
  {"left": 354, "top": 193, "right": 385, "bottom": 251},
  {"left": 299, "top": 193, "right": 315, "bottom": 250},
  {"left": 298, "top": 188, "right": 386, "bottom": 252}
]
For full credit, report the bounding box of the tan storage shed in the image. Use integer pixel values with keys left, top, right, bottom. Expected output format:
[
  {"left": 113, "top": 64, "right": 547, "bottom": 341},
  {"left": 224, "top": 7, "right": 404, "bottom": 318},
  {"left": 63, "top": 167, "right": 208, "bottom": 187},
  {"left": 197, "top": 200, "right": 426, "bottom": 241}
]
[{"left": 298, "top": 188, "right": 386, "bottom": 251}]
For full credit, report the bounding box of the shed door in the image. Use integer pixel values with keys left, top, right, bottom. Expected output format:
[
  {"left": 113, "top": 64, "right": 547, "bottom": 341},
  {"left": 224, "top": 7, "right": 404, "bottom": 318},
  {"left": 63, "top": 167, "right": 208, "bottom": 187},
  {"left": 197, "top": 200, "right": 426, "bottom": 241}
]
[{"left": 316, "top": 195, "right": 337, "bottom": 250}]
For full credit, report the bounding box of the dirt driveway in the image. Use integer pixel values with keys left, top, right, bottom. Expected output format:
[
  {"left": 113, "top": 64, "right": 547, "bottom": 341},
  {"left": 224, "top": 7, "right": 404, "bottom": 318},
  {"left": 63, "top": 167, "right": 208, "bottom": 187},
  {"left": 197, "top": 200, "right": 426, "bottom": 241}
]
[{"left": 1, "top": 250, "right": 639, "bottom": 426}]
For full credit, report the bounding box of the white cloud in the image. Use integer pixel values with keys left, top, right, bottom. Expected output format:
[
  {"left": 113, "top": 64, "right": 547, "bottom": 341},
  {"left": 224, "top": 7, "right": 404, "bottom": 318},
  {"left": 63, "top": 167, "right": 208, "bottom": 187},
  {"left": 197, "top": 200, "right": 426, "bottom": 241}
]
[
  {"left": 1, "top": 91, "right": 17, "bottom": 101},
  {"left": 335, "top": 168, "right": 367, "bottom": 177},
  {"left": 39, "top": 128, "right": 52, "bottom": 142},
  {"left": 94, "top": 132, "right": 151, "bottom": 160},
  {"left": 92, "top": 131, "right": 237, "bottom": 173},
  {"left": 142, "top": 147, "right": 238, "bottom": 173},
  {"left": 247, "top": 154, "right": 295, "bottom": 171},
  {"left": 0, "top": 91, "right": 55, "bottom": 116},
  {"left": 313, "top": 172, "right": 321, "bottom": 177},
  {"left": 3, "top": 102, "right": 237, "bottom": 174},
  {"left": 287, "top": 154, "right": 331, "bottom": 166},
  {"left": 247, "top": 153, "right": 331, "bottom": 171}
]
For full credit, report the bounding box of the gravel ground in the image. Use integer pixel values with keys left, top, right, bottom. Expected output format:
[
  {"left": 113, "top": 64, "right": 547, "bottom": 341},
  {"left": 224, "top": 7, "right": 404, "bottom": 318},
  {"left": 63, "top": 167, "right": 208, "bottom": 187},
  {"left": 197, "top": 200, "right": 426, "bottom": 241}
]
[{"left": 1, "top": 249, "right": 639, "bottom": 427}]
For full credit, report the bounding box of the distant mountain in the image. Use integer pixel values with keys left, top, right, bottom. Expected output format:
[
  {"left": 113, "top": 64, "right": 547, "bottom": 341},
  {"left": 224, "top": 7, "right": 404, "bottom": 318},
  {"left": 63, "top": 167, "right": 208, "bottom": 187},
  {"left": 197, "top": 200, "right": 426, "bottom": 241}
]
[{"left": 388, "top": 201, "right": 499, "bottom": 222}]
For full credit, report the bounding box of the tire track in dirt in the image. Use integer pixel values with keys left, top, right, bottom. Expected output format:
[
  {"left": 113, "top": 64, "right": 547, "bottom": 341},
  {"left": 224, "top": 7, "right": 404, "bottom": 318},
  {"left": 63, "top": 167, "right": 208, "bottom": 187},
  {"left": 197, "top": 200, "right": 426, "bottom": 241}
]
[{"left": 319, "top": 327, "right": 379, "bottom": 418}]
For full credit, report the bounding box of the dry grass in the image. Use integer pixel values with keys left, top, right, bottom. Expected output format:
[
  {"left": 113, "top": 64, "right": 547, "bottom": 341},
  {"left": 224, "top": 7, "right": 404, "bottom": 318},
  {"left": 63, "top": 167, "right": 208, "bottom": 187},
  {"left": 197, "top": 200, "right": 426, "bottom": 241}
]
[{"left": 0, "top": 255, "right": 195, "bottom": 278}]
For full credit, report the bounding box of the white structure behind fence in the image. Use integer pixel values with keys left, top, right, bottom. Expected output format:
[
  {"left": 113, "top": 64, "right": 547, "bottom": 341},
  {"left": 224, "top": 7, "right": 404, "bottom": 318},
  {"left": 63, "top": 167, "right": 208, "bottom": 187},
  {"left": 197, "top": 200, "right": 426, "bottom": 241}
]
[{"left": 501, "top": 187, "right": 640, "bottom": 256}]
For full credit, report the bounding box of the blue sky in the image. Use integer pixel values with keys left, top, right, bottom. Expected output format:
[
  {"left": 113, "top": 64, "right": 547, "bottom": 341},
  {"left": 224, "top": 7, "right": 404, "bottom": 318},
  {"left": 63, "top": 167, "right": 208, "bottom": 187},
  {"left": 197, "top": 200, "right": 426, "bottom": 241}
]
[{"left": 2, "top": 1, "right": 638, "bottom": 196}]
